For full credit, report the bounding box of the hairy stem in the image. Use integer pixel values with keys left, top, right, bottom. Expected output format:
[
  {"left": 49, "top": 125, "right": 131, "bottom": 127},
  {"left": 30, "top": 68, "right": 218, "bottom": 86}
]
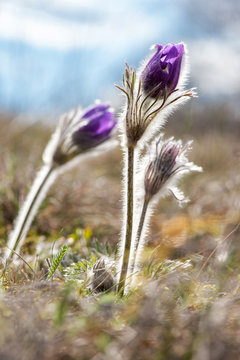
[
  {"left": 132, "top": 196, "right": 150, "bottom": 272},
  {"left": 4, "top": 164, "right": 56, "bottom": 263},
  {"left": 118, "top": 145, "right": 135, "bottom": 294}
]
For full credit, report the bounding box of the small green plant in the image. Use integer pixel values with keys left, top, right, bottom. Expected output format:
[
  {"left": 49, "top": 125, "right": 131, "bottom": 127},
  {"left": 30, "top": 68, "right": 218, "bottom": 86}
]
[{"left": 47, "top": 245, "right": 68, "bottom": 279}]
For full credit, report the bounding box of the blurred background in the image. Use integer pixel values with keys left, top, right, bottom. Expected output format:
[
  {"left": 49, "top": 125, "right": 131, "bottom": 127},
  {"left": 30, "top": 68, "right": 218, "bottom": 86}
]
[
  {"left": 0, "top": 0, "right": 239, "bottom": 251},
  {"left": 0, "top": 0, "right": 240, "bottom": 118}
]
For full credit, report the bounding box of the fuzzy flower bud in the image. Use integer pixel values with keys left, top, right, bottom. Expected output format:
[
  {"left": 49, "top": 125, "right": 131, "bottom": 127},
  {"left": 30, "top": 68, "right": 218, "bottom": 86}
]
[
  {"left": 47, "top": 103, "right": 117, "bottom": 166},
  {"left": 141, "top": 43, "right": 184, "bottom": 98},
  {"left": 72, "top": 104, "right": 116, "bottom": 151},
  {"left": 144, "top": 135, "right": 202, "bottom": 202},
  {"left": 116, "top": 43, "right": 193, "bottom": 147}
]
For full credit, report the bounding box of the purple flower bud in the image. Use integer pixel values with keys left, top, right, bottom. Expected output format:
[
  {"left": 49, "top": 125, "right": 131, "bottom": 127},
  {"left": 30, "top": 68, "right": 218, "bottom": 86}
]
[
  {"left": 145, "top": 141, "right": 180, "bottom": 199},
  {"left": 50, "top": 103, "right": 117, "bottom": 166},
  {"left": 144, "top": 136, "right": 201, "bottom": 201},
  {"left": 141, "top": 43, "right": 184, "bottom": 98},
  {"left": 72, "top": 104, "right": 117, "bottom": 151}
]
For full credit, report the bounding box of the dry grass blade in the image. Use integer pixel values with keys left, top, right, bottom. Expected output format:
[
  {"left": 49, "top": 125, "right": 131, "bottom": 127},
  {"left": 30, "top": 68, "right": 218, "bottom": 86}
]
[{"left": 194, "top": 223, "right": 240, "bottom": 281}]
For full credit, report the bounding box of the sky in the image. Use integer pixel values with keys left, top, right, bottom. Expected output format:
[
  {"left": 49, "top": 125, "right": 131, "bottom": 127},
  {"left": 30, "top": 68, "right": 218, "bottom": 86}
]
[{"left": 0, "top": 0, "right": 239, "bottom": 116}]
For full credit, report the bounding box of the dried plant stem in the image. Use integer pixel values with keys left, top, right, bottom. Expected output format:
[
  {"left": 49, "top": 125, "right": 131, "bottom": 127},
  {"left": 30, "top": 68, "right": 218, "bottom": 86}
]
[
  {"left": 4, "top": 164, "right": 56, "bottom": 263},
  {"left": 132, "top": 196, "right": 150, "bottom": 271},
  {"left": 194, "top": 223, "right": 240, "bottom": 282},
  {"left": 118, "top": 145, "right": 135, "bottom": 294}
]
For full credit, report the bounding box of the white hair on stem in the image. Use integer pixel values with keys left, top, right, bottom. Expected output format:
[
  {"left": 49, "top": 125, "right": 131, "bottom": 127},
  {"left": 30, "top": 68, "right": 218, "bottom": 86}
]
[
  {"left": 4, "top": 164, "right": 57, "bottom": 261},
  {"left": 116, "top": 145, "right": 139, "bottom": 287},
  {"left": 4, "top": 139, "right": 118, "bottom": 263}
]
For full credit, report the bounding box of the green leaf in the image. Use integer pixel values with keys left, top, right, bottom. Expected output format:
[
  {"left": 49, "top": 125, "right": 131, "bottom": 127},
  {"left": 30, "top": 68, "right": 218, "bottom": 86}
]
[
  {"left": 95, "top": 239, "right": 103, "bottom": 254},
  {"left": 47, "top": 245, "right": 68, "bottom": 279},
  {"left": 106, "top": 243, "right": 111, "bottom": 256}
]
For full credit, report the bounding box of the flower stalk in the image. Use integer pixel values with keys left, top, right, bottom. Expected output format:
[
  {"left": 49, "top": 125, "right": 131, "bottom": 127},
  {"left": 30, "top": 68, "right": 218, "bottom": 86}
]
[
  {"left": 118, "top": 145, "right": 135, "bottom": 293},
  {"left": 131, "top": 195, "right": 149, "bottom": 271},
  {"left": 4, "top": 164, "right": 56, "bottom": 262}
]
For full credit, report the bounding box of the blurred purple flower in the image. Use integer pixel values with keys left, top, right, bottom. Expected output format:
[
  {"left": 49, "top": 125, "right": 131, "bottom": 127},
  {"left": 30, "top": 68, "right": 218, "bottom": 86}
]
[
  {"left": 72, "top": 104, "right": 117, "bottom": 151},
  {"left": 141, "top": 43, "right": 184, "bottom": 98}
]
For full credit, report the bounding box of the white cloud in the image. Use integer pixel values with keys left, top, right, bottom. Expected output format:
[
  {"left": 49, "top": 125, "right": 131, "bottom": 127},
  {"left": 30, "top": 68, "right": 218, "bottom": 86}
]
[
  {"left": 0, "top": 1, "right": 157, "bottom": 51},
  {"left": 1, "top": 0, "right": 104, "bottom": 13},
  {"left": 1, "top": 0, "right": 239, "bottom": 106},
  {"left": 189, "top": 39, "right": 240, "bottom": 96}
]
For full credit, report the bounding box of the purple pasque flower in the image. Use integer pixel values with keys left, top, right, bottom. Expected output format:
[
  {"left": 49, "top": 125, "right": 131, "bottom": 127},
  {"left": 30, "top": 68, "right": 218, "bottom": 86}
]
[
  {"left": 144, "top": 135, "right": 202, "bottom": 202},
  {"left": 141, "top": 43, "right": 184, "bottom": 98},
  {"left": 72, "top": 104, "right": 117, "bottom": 151},
  {"left": 47, "top": 103, "right": 117, "bottom": 166}
]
